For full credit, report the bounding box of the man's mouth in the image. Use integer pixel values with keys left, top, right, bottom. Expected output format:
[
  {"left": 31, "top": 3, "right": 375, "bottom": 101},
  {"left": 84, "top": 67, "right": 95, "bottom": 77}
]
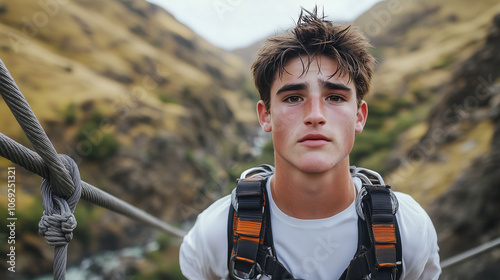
[
  {"left": 299, "top": 134, "right": 330, "bottom": 142},
  {"left": 298, "top": 134, "right": 330, "bottom": 147}
]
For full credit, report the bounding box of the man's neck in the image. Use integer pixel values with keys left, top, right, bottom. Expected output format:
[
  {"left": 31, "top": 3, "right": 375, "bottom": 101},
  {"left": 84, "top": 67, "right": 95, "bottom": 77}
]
[{"left": 270, "top": 158, "right": 355, "bottom": 219}]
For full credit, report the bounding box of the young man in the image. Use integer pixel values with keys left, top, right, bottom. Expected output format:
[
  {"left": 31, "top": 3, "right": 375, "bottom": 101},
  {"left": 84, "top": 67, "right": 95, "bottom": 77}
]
[{"left": 180, "top": 8, "right": 441, "bottom": 280}]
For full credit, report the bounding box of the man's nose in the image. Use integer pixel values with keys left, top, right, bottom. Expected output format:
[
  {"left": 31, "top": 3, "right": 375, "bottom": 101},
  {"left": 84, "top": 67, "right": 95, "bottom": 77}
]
[{"left": 304, "top": 97, "right": 326, "bottom": 126}]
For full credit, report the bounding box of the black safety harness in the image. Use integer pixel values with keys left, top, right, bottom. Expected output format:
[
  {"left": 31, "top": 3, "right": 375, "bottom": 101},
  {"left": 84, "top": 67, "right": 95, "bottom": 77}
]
[{"left": 227, "top": 165, "right": 402, "bottom": 280}]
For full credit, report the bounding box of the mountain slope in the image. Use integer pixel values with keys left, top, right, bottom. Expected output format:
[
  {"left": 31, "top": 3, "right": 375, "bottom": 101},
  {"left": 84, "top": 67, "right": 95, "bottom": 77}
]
[
  {"left": 423, "top": 15, "right": 500, "bottom": 279},
  {"left": 0, "top": 0, "right": 259, "bottom": 276},
  {"left": 354, "top": 0, "right": 500, "bottom": 278},
  {"left": 352, "top": 0, "right": 500, "bottom": 197}
]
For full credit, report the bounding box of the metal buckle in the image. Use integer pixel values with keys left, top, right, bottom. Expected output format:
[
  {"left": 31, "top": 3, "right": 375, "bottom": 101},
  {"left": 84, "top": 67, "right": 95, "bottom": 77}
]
[
  {"left": 229, "top": 255, "right": 262, "bottom": 280},
  {"left": 350, "top": 166, "right": 385, "bottom": 185},
  {"left": 371, "top": 267, "right": 397, "bottom": 280},
  {"left": 355, "top": 187, "right": 368, "bottom": 220},
  {"left": 355, "top": 186, "right": 399, "bottom": 221},
  {"left": 391, "top": 267, "right": 398, "bottom": 280}
]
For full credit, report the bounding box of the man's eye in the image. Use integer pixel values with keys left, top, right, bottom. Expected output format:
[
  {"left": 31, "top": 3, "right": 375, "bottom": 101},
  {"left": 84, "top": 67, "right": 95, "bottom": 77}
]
[
  {"left": 284, "top": 96, "right": 302, "bottom": 103},
  {"left": 327, "top": 95, "right": 345, "bottom": 102}
]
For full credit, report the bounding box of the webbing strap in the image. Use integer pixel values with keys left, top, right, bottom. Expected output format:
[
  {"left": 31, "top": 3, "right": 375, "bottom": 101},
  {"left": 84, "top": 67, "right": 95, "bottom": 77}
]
[
  {"left": 340, "top": 218, "right": 374, "bottom": 280},
  {"left": 228, "top": 178, "right": 298, "bottom": 280},
  {"left": 231, "top": 178, "right": 266, "bottom": 276},
  {"left": 256, "top": 248, "right": 297, "bottom": 279},
  {"left": 228, "top": 176, "right": 402, "bottom": 280},
  {"left": 364, "top": 185, "right": 400, "bottom": 279},
  {"left": 341, "top": 185, "right": 402, "bottom": 280},
  {"left": 367, "top": 186, "right": 397, "bottom": 266}
]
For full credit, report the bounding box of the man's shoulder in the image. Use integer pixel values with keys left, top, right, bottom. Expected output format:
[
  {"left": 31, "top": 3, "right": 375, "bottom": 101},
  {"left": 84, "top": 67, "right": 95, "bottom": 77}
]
[
  {"left": 180, "top": 194, "right": 232, "bottom": 279},
  {"left": 196, "top": 194, "right": 232, "bottom": 227},
  {"left": 393, "top": 191, "right": 429, "bottom": 219},
  {"left": 392, "top": 190, "right": 436, "bottom": 245},
  {"left": 183, "top": 194, "right": 232, "bottom": 250},
  {"left": 391, "top": 192, "right": 441, "bottom": 278}
]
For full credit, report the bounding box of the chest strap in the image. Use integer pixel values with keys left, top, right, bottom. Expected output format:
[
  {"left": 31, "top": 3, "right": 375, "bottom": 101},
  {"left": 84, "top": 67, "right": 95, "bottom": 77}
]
[
  {"left": 228, "top": 177, "right": 402, "bottom": 280},
  {"left": 341, "top": 184, "right": 402, "bottom": 280},
  {"left": 229, "top": 178, "right": 265, "bottom": 278},
  {"left": 227, "top": 178, "right": 297, "bottom": 279}
]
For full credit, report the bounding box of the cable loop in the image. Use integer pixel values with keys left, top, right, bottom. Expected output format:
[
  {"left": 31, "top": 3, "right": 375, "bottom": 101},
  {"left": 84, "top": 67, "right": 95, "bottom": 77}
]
[{"left": 38, "top": 154, "right": 82, "bottom": 246}]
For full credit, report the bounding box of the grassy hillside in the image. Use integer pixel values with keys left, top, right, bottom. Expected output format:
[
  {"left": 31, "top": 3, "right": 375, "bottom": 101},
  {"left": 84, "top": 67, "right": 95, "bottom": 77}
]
[
  {"left": 354, "top": 0, "right": 500, "bottom": 278},
  {"left": 0, "top": 0, "right": 260, "bottom": 277},
  {"left": 352, "top": 0, "right": 500, "bottom": 191}
]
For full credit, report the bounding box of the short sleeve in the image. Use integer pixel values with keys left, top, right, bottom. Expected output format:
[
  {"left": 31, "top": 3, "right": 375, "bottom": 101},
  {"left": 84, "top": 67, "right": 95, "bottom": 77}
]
[
  {"left": 395, "top": 192, "right": 441, "bottom": 279},
  {"left": 179, "top": 195, "right": 232, "bottom": 280}
]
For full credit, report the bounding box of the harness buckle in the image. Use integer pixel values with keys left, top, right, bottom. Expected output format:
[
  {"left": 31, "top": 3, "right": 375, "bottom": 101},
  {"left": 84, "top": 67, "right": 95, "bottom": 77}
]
[
  {"left": 230, "top": 255, "right": 263, "bottom": 280},
  {"left": 391, "top": 266, "right": 398, "bottom": 280},
  {"left": 355, "top": 186, "right": 399, "bottom": 221}
]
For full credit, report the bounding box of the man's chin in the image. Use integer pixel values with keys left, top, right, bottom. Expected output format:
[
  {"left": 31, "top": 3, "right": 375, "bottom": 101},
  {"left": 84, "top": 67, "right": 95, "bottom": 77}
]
[
  {"left": 295, "top": 155, "right": 349, "bottom": 174},
  {"left": 275, "top": 152, "right": 347, "bottom": 174},
  {"left": 296, "top": 161, "right": 335, "bottom": 174}
]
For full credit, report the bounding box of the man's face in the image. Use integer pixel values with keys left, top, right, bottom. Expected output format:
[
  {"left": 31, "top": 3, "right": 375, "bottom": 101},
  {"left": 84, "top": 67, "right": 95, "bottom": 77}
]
[{"left": 257, "top": 55, "right": 367, "bottom": 174}]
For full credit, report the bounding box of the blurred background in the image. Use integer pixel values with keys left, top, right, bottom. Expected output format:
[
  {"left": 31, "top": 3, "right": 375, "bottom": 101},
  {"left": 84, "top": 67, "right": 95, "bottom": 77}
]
[{"left": 0, "top": 0, "right": 499, "bottom": 279}]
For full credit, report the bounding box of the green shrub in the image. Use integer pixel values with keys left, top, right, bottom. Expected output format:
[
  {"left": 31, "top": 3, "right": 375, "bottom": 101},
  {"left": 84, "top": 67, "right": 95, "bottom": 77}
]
[
  {"left": 156, "top": 233, "right": 173, "bottom": 251},
  {"left": 181, "top": 87, "right": 192, "bottom": 98},
  {"left": 392, "top": 97, "right": 413, "bottom": 110},
  {"left": 389, "top": 113, "right": 417, "bottom": 138},
  {"left": 412, "top": 88, "right": 425, "bottom": 103},
  {"left": 158, "top": 93, "right": 179, "bottom": 104},
  {"left": 433, "top": 55, "right": 455, "bottom": 69},
  {"left": 73, "top": 203, "right": 100, "bottom": 247},
  {"left": 75, "top": 111, "right": 120, "bottom": 160},
  {"left": 63, "top": 103, "right": 77, "bottom": 125},
  {"left": 184, "top": 149, "right": 195, "bottom": 163}
]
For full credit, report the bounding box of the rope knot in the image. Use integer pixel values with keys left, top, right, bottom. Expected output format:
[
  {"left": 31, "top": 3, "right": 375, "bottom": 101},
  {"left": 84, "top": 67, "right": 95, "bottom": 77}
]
[
  {"left": 38, "top": 154, "right": 82, "bottom": 248},
  {"left": 38, "top": 209, "right": 77, "bottom": 246}
]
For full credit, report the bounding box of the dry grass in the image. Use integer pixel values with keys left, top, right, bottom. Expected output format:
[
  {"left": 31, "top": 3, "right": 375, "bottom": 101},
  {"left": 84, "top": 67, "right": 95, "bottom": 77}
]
[
  {"left": 352, "top": 0, "right": 500, "bottom": 209},
  {"left": 363, "top": 0, "right": 500, "bottom": 95},
  {"left": 0, "top": 0, "right": 250, "bottom": 151},
  {"left": 387, "top": 120, "right": 494, "bottom": 207},
  {"left": 220, "top": 89, "right": 257, "bottom": 123}
]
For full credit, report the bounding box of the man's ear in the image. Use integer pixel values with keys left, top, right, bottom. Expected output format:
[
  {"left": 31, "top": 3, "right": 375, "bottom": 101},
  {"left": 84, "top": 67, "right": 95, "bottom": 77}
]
[
  {"left": 355, "top": 100, "right": 368, "bottom": 133},
  {"left": 257, "top": 100, "right": 272, "bottom": 132}
]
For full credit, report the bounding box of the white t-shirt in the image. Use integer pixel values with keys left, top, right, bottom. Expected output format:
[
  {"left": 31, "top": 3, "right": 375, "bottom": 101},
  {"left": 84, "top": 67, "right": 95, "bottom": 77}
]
[{"left": 180, "top": 176, "right": 441, "bottom": 280}]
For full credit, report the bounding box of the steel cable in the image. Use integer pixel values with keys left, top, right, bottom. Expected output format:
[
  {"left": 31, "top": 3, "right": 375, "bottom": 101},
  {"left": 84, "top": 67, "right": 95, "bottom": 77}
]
[{"left": 0, "top": 59, "right": 186, "bottom": 279}]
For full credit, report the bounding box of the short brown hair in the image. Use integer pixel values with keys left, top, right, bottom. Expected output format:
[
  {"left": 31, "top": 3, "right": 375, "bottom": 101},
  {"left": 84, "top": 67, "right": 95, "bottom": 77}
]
[{"left": 252, "top": 7, "right": 375, "bottom": 110}]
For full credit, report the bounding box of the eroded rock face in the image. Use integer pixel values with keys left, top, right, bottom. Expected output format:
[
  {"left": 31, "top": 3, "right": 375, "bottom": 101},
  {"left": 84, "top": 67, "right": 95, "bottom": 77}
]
[{"left": 427, "top": 14, "right": 500, "bottom": 279}]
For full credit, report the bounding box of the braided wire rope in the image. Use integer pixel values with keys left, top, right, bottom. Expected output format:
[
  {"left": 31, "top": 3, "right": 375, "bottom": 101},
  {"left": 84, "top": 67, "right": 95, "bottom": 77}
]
[
  {"left": 0, "top": 59, "right": 186, "bottom": 279},
  {"left": 38, "top": 154, "right": 82, "bottom": 280},
  {"left": 0, "top": 61, "right": 74, "bottom": 199},
  {"left": 0, "top": 132, "right": 186, "bottom": 237}
]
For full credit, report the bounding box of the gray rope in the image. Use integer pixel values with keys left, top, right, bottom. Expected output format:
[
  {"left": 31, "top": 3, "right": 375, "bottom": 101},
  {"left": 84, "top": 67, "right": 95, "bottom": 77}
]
[
  {"left": 38, "top": 154, "right": 82, "bottom": 280},
  {"left": 0, "top": 59, "right": 187, "bottom": 279},
  {"left": 0, "top": 132, "right": 187, "bottom": 237},
  {"left": 441, "top": 236, "right": 500, "bottom": 269},
  {"left": 0, "top": 59, "right": 74, "bottom": 199}
]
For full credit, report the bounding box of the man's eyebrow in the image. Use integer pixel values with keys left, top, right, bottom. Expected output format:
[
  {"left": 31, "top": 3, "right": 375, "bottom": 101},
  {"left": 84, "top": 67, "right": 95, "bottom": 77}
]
[
  {"left": 320, "top": 79, "right": 352, "bottom": 92},
  {"left": 276, "top": 83, "right": 308, "bottom": 95}
]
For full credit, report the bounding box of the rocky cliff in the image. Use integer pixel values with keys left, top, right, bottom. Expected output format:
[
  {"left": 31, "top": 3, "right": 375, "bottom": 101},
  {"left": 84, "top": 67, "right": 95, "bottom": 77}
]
[
  {"left": 354, "top": 0, "right": 500, "bottom": 278},
  {"left": 425, "top": 14, "right": 500, "bottom": 279}
]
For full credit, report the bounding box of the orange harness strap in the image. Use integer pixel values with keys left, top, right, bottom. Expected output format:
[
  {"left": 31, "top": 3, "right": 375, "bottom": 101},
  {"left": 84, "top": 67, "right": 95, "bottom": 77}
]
[
  {"left": 228, "top": 174, "right": 402, "bottom": 280},
  {"left": 230, "top": 178, "right": 266, "bottom": 277},
  {"left": 365, "top": 184, "right": 400, "bottom": 277}
]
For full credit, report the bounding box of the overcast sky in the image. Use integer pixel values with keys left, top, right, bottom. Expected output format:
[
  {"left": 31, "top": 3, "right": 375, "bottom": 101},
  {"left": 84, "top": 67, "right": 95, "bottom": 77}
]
[{"left": 147, "top": 0, "right": 382, "bottom": 50}]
